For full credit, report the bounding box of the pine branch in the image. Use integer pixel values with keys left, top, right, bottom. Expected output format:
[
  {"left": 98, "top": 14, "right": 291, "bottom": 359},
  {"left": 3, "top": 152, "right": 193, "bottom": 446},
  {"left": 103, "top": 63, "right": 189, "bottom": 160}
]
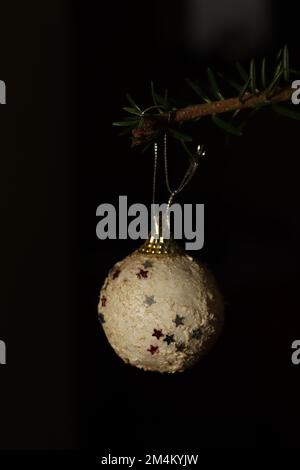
[
  {"left": 113, "top": 47, "right": 300, "bottom": 148},
  {"left": 131, "top": 86, "right": 292, "bottom": 146}
]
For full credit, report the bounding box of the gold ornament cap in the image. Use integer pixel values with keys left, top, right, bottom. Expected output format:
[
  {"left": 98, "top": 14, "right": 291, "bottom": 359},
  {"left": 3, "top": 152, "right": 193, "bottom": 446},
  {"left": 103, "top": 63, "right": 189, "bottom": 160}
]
[
  {"left": 139, "top": 210, "right": 185, "bottom": 255},
  {"left": 139, "top": 235, "right": 184, "bottom": 256}
]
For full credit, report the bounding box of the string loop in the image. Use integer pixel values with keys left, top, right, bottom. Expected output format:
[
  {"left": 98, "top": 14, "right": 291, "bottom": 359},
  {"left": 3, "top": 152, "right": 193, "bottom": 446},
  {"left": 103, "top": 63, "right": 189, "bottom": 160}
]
[{"left": 152, "top": 133, "right": 203, "bottom": 208}]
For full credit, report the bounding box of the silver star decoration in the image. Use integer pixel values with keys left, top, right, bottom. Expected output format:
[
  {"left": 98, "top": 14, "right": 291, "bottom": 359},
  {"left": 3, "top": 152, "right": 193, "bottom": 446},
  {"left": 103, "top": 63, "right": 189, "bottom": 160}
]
[
  {"left": 163, "top": 334, "right": 175, "bottom": 345},
  {"left": 143, "top": 260, "right": 153, "bottom": 269},
  {"left": 144, "top": 295, "right": 156, "bottom": 307},
  {"left": 173, "top": 314, "right": 185, "bottom": 327},
  {"left": 98, "top": 313, "right": 105, "bottom": 324},
  {"left": 191, "top": 328, "right": 202, "bottom": 339}
]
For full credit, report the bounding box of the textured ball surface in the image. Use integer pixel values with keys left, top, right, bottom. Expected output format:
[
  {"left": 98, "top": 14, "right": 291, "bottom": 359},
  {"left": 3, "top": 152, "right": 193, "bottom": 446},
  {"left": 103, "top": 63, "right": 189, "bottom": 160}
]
[{"left": 98, "top": 249, "right": 224, "bottom": 373}]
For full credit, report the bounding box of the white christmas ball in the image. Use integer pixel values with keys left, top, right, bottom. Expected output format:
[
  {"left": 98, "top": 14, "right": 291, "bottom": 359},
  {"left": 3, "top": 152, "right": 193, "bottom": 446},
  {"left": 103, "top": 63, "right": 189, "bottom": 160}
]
[{"left": 98, "top": 245, "right": 224, "bottom": 373}]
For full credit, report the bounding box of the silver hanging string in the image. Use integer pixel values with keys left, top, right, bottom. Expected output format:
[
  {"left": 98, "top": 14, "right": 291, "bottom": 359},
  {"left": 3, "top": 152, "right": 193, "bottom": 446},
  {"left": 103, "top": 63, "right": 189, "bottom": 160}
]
[
  {"left": 153, "top": 133, "right": 203, "bottom": 208},
  {"left": 163, "top": 133, "right": 199, "bottom": 207},
  {"left": 152, "top": 133, "right": 204, "bottom": 240},
  {"left": 152, "top": 141, "right": 158, "bottom": 205}
]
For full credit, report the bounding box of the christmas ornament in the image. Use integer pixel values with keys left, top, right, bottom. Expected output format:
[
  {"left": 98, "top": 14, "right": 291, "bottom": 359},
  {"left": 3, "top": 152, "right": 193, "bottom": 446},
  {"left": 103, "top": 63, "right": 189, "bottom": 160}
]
[{"left": 98, "top": 135, "right": 224, "bottom": 373}]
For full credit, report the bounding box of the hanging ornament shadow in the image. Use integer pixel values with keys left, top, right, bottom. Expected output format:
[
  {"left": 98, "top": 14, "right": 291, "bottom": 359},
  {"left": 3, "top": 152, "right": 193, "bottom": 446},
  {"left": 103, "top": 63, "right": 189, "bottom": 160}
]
[{"left": 98, "top": 136, "right": 224, "bottom": 373}]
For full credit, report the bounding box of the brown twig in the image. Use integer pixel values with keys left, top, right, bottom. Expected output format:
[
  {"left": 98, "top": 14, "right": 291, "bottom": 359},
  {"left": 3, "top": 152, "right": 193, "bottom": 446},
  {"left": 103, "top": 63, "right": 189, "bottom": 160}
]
[{"left": 132, "top": 86, "right": 292, "bottom": 146}]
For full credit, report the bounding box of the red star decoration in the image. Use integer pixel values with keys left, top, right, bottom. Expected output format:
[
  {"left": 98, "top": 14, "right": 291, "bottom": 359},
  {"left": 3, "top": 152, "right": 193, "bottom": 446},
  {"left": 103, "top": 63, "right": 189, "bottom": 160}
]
[
  {"left": 147, "top": 345, "right": 159, "bottom": 355},
  {"left": 101, "top": 296, "right": 107, "bottom": 307},
  {"left": 152, "top": 329, "right": 164, "bottom": 340},
  {"left": 112, "top": 268, "right": 121, "bottom": 279},
  {"left": 136, "top": 269, "right": 148, "bottom": 279}
]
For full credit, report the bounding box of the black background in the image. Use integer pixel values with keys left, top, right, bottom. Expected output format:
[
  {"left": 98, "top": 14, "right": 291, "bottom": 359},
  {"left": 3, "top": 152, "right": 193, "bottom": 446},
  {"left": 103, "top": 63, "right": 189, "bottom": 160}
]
[{"left": 0, "top": 0, "right": 299, "bottom": 453}]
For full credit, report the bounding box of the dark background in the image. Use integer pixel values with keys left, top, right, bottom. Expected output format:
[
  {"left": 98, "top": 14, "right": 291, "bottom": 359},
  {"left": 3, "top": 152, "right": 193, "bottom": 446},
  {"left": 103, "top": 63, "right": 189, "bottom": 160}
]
[{"left": 0, "top": 0, "right": 299, "bottom": 453}]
